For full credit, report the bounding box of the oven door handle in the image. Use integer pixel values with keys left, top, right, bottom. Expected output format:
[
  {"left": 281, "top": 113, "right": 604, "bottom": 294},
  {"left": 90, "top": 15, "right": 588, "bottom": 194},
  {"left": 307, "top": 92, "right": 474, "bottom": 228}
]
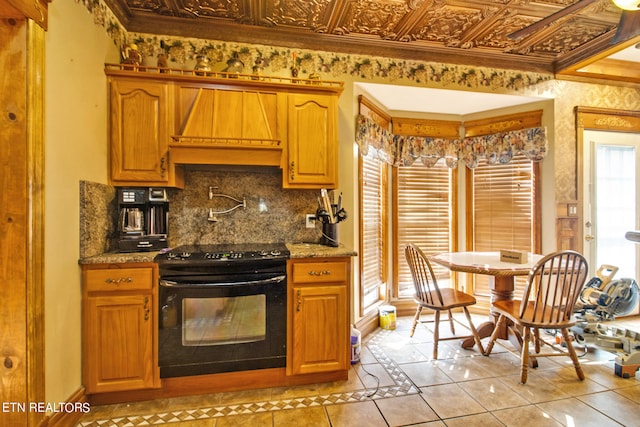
[{"left": 159, "top": 274, "right": 286, "bottom": 288}]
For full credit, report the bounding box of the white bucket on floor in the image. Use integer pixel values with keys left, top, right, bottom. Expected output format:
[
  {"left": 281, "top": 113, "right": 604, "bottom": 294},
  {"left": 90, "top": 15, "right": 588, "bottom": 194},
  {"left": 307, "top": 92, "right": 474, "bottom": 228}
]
[
  {"left": 379, "top": 305, "right": 396, "bottom": 330},
  {"left": 350, "top": 324, "right": 361, "bottom": 364}
]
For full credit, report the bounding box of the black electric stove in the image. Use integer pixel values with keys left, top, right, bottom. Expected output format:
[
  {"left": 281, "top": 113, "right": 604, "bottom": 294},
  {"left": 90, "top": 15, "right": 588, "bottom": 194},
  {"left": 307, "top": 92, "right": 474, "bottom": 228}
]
[{"left": 155, "top": 243, "right": 290, "bottom": 378}]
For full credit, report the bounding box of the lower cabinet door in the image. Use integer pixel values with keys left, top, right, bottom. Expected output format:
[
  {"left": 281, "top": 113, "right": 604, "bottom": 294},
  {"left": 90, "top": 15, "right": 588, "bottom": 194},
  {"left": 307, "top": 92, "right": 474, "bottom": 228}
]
[
  {"left": 84, "top": 294, "right": 157, "bottom": 393},
  {"left": 290, "top": 285, "right": 348, "bottom": 375}
]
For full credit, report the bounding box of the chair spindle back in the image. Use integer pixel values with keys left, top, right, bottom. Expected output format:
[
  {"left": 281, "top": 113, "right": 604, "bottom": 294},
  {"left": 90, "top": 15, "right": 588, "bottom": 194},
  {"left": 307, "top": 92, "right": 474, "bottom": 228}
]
[
  {"left": 519, "top": 250, "right": 588, "bottom": 325},
  {"left": 405, "top": 244, "right": 443, "bottom": 307}
]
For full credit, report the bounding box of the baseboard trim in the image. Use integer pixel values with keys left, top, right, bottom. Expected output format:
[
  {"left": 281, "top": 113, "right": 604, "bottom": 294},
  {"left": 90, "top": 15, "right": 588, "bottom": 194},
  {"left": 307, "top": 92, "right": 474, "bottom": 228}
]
[
  {"left": 39, "top": 387, "right": 87, "bottom": 427},
  {"left": 85, "top": 368, "right": 348, "bottom": 406}
]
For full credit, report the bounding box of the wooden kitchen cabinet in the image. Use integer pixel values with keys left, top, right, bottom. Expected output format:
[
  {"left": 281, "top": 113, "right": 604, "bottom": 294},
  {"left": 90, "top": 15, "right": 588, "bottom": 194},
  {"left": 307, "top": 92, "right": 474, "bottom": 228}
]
[
  {"left": 287, "top": 258, "right": 350, "bottom": 375},
  {"left": 105, "top": 65, "right": 343, "bottom": 189},
  {"left": 284, "top": 93, "right": 339, "bottom": 189},
  {"left": 82, "top": 263, "right": 160, "bottom": 394},
  {"left": 2, "top": 0, "right": 48, "bottom": 28},
  {"left": 108, "top": 77, "right": 184, "bottom": 187}
]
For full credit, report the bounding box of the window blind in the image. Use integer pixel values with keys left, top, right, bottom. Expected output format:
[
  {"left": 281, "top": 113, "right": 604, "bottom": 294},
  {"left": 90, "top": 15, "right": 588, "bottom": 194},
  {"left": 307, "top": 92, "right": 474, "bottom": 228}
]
[
  {"left": 469, "top": 154, "right": 539, "bottom": 307},
  {"left": 360, "top": 152, "right": 386, "bottom": 315},
  {"left": 395, "top": 162, "right": 454, "bottom": 299}
]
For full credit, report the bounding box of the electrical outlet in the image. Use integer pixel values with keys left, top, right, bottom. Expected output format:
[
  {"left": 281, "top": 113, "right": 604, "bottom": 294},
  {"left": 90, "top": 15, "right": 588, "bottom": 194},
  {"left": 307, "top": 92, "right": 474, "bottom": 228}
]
[{"left": 305, "top": 214, "right": 316, "bottom": 228}]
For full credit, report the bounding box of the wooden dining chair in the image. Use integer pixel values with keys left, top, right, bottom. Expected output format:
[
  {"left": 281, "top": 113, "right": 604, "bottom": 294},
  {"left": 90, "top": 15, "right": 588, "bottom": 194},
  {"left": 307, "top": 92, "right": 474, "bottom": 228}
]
[
  {"left": 405, "top": 244, "right": 485, "bottom": 359},
  {"left": 484, "top": 250, "right": 589, "bottom": 384}
]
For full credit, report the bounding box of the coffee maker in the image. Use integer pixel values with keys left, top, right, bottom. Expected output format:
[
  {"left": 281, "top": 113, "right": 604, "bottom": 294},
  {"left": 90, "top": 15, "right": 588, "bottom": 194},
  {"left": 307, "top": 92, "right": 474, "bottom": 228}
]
[{"left": 117, "top": 188, "right": 169, "bottom": 252}]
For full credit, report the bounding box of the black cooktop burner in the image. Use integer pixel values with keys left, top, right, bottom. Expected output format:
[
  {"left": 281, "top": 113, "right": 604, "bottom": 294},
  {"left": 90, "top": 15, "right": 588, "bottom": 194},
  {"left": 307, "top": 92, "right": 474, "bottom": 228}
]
[{"left": 155, "top": 243, "right": 290, "bottom": 263}]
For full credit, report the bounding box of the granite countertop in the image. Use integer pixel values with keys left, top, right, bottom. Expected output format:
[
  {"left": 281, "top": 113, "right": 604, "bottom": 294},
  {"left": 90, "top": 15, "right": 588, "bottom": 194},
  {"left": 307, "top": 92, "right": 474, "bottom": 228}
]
[
  {"left": 79, "top": 243, "right": 356, "bottom": 265},
  {"left": 79, "top": 251, "right": 161, "bottom": 265},
  {"left": 286, "top": 243, "right": 357, "bottom": 258}
]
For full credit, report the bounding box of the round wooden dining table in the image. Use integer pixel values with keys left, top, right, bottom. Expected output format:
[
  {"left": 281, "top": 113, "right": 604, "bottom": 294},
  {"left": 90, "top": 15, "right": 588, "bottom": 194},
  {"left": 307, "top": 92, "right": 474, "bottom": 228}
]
[{"left": 428, "top": 251, "right": 544, "bottom": 352}]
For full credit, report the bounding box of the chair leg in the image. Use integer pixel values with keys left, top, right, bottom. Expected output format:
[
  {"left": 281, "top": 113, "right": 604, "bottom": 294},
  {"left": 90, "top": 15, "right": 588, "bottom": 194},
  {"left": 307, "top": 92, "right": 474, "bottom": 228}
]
[
  {"left": 533, "top": 328, "right": 541, "bottom": 354},
  {"left": 410, "top": 306, "right": 423, "bottom": 338},
  {"left": 433, "top": 310, "right": 441, "bottom": 360},
  {"left": 562, "top": 328, "right": 585, "bottom": 381},
  {"left": 462, "top": 307, "right": 484, "bottom": 355},
  {"left": 520, "top": 327, "right": 531, "bottom": 384},
  {"left": 447, "top": 309, "right": 455, "bottom": 334},
  {"left": 484, "top": 314, "right": 506, "bottom": 356}
]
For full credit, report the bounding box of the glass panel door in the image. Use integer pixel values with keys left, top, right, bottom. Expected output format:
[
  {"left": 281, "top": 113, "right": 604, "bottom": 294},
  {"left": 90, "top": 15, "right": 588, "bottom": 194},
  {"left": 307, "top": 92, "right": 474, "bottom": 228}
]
[{"left": 583, "top": 130, "right": 640, "bottom": 281}]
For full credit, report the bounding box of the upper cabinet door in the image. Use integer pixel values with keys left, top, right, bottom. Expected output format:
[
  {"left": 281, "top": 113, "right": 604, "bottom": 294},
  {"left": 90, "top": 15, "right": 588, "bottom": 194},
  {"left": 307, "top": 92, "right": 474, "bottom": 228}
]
[
  {"left": 109, "top": 78, "right": 173, "bottom": 184},
  {"left": 285, "top": 93, "right": 338, "bottom": 189}
]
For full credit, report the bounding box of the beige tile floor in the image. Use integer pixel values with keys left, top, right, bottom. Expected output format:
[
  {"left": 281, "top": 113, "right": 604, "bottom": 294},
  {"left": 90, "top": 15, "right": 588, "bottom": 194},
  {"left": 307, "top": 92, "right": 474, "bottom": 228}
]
[{"left": 77, "top": 314, "right": 640, "bottom": 426}]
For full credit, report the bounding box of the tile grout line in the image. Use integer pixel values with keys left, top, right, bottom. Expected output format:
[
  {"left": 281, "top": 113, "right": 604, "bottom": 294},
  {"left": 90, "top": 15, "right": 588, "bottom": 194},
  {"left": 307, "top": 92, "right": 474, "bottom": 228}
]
[{"left": 78, "top": 328, "right": 419, "bottom": 426}]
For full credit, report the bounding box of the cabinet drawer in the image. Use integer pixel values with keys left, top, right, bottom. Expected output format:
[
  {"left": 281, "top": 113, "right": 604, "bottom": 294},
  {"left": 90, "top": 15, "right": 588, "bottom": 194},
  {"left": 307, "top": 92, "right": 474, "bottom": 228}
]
[
  {"left": 291, "top": 261, "right": 347, "bottom": 284},
  {"left": 85, "top": 267, "right": 153, "bottom": 292}
]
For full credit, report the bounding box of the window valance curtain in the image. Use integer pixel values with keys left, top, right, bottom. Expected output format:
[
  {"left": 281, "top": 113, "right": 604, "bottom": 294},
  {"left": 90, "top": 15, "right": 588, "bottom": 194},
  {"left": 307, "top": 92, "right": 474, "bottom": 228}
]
[{"left": 355, "top": 114, "right": 547, "bottom": 169}]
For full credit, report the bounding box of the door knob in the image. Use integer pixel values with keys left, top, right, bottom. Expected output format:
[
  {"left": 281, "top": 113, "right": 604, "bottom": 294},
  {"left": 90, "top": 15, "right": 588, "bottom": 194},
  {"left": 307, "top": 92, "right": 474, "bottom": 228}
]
[{"left": 585, "top": 234, "right": 595, "bottom": 241}]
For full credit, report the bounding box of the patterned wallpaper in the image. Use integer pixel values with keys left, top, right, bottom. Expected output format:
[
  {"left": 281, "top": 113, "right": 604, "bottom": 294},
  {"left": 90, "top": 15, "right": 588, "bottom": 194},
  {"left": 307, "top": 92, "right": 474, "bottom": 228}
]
[
  {"left": 548, "top": 81, "right": 640, "bottom": 200},
  {"left": 75, "top": 0, "right": 551, "bottom": 91},
  {"left": 76, "top": 0, "right": 640, "bottom": 201}
]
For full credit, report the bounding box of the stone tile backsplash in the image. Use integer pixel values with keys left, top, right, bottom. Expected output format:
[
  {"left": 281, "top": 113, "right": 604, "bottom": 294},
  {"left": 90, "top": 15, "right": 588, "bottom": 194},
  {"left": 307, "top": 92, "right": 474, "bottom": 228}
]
[
  {"left": 166, "top": 166, "right": 323, "bottom": 246},
  {"left": 80, "top": 166, "right": 325, "bottom": 256},
  {"left": 79, "top": 180, "right": 118, "bottom": 258}
]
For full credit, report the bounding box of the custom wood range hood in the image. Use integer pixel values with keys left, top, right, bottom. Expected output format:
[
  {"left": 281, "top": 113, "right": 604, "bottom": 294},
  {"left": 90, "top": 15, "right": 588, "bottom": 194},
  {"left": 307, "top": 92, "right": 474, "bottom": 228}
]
[
  {"left": 165, "top": 68, "right": 343, "bottom": 169},
  {"left": 170, "top": 81, "right": 285, "bottom": 168}
]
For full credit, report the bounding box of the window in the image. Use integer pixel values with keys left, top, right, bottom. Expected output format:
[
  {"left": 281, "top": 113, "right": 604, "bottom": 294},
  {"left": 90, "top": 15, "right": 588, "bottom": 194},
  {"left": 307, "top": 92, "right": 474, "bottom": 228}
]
[
  {"left": 392, "top": 155, "right": 539, "bottom": 307},
  {"left": 357, "top": 107, "right": 542, "bottom": 313},
  {"left": 358, "top": 96, "right": 389, "bottom": 317},
  {"left": 593, "top": 143, "right": 637, "bottom": 278},
  {"left": 467, "top": 154, "right": 540, "bottom": 310},
  {"left": 394, "top": 162, "right": 456, "bottom": 299},
  {"left": 359, "top": 152, "right": 387, "bottom": 315}
]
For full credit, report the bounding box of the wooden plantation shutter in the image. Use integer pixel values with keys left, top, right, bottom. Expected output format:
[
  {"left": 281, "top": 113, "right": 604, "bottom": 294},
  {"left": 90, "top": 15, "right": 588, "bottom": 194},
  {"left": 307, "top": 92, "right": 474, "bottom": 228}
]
[{"left": 394, "top": 163, "right": 456, "bottom": 299}]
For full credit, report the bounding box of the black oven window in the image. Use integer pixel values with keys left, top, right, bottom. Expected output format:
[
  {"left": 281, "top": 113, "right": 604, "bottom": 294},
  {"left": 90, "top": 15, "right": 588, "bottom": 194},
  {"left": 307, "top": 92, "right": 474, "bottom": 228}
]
[{"left": 182, "top": 295, "right": 266, "bottom": 346}]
